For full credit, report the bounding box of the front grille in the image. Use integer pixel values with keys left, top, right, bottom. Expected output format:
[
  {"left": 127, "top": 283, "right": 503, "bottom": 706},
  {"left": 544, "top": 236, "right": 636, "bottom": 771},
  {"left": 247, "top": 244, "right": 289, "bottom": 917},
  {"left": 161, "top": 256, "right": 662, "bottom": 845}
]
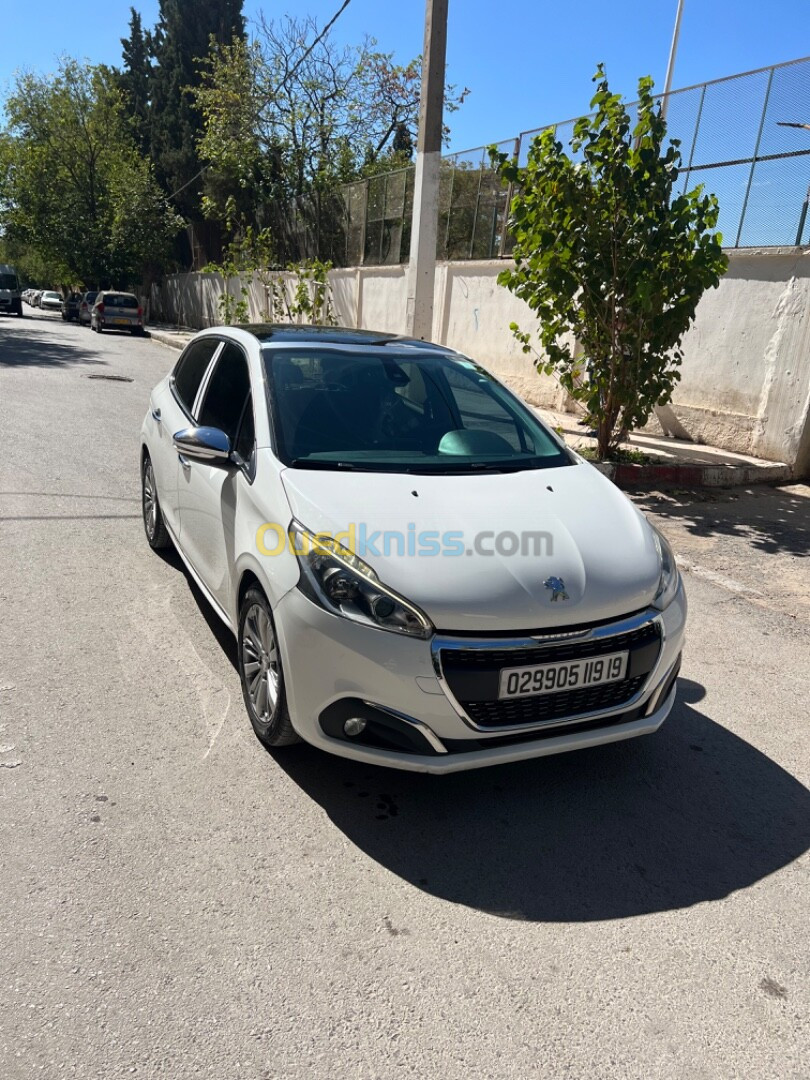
[
  {"left": 439, "top": 620, "right": 661, "bottom": 730},
  {"left": 442, "top": 623, "right": 659, "bottom": 671},
  {"left": 463, "top": 676, "right": 648, "bottom": 728}
]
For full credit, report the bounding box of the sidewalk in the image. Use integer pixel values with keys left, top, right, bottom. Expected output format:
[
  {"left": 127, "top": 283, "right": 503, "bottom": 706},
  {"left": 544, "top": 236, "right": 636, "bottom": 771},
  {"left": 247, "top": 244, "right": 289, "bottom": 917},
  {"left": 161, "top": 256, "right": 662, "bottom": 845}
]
[
  {"left": 147, "top": 324, "right": 194, "bottom": 351},
  {"left": 535, "top": 405, "right": 792, "bottom": 489},
  {"left": 146, "top": 324, "right": 792, "bottom": 490}
]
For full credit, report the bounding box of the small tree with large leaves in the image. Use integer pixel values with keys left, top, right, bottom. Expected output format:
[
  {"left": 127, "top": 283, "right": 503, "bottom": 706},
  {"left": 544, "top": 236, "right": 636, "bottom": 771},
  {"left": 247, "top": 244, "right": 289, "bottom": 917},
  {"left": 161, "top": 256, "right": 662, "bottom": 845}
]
[{"left": 491, "top": 67, "right": 728, "bottom": 459}]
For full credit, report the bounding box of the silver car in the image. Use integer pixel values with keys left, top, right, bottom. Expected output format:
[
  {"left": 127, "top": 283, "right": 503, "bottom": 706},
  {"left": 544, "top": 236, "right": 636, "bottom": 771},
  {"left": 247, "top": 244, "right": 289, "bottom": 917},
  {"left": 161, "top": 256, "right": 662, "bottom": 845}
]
[
  {"left": 39, "top": 290, "right": 63, "bottom": 311},
  {"left": 90, "top": 291, "right": 144, "bottom": 335}
]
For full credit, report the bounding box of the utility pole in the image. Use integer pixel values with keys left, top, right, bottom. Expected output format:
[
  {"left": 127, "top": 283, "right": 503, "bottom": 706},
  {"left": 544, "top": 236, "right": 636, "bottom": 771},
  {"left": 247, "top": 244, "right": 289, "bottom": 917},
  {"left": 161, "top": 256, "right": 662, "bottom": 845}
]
[
  {"left": 661, "top": 0, "right": 684, "bottom": 119},
  {"left": 406, "top": 0, "right": 448, "bottom": 340}
]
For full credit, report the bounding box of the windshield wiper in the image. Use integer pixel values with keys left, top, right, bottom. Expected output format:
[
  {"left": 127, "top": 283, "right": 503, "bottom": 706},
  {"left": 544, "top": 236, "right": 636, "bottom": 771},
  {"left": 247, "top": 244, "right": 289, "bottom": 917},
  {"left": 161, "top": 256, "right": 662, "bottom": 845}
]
[
  {"left": 288, "top": 459, "right": 372, "bottom": 471},
  {"left": 407, "top": 462, "right": 530, "bottom": 474}
]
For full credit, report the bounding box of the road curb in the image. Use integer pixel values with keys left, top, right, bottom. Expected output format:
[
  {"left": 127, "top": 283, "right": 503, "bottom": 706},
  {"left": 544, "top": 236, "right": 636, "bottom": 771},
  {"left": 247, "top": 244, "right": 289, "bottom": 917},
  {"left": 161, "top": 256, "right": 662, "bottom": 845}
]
[
  {"left": 147, "top": 328, "right": 192, "bottom": 351},
  {"left": 592, "top": 459, "right": 793, "bottom": 489}
]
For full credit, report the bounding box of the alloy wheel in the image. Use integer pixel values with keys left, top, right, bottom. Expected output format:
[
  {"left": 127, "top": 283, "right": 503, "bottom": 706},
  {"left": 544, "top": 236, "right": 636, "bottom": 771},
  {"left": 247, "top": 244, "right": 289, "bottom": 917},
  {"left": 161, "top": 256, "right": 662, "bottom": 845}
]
[
  {"left": 142, "top": 461, "right": 157, "bottom": 540},
  {"left": 241, "top": 603, "right": 280, "bottom": 726}
]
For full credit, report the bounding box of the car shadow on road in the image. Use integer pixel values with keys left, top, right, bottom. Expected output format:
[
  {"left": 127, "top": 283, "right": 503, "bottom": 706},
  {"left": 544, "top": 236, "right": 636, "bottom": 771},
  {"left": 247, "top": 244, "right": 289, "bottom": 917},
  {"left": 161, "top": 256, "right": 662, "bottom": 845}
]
[
  {"left": 636, "top": 485, "right": 810, "bottom": 558},
  {"left": 267, "top": 679, "right": 810, "bottom": 922},
  {"left": 0, "top": 315, "right": 107, "bottom": 368},
  {"left": 159, "top": 546, "right": 810, "bottom": 923},
  {"left": 155, "top": 544, "right": 239, "bottom": 668}
]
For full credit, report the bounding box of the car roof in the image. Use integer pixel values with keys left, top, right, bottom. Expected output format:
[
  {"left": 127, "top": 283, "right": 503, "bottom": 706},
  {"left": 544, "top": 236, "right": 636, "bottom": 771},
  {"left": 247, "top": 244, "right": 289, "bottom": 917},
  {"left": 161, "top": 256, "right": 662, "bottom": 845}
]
[{"left": 241, "top": 324, "right": 450, "bottom": 352}]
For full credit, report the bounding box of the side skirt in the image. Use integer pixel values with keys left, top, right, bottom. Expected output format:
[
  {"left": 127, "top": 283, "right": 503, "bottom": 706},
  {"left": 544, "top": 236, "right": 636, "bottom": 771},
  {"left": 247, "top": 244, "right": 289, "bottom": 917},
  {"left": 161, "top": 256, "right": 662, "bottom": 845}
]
[{"left": 163, "top": 517, "right": 236, "bottom": 636}]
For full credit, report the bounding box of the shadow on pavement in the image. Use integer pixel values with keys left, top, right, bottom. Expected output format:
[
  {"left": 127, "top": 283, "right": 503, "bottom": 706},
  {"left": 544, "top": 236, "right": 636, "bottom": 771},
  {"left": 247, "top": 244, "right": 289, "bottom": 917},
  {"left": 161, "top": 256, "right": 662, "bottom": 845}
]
[
  {"left": 637, "top": 485, "right": 810, "bottom": 558},
  {"left": 0, "top": 315, "right": 106, "bottom": 368},
  {"left": 156, "top": 528, "right": 810, "bottom": 923},
  {"left": 267, "top": 679, "right": 810, "bottom": 922},
  {"left": 156, "top": 544, "right": 238, "bottom": 669}
]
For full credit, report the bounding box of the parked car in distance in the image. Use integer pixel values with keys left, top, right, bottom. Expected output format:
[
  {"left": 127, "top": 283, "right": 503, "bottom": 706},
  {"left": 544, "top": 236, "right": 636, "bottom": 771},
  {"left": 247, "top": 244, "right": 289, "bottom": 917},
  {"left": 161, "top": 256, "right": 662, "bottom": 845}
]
[
  {"left": 39, "top": 290, "right": 63, "bottom": 312},
  {"left": 140, "top": 325, "right": 686, "bottom": 774},
  {"left": 61, "top": 291, "right": 83, "bottom": 321},
  {"left": 0, "top": 264, "right": 23, "bottom": 317},
  {"left": 91, "top": 291, "right": 144, "bottom": 335},
  {"left": 78, "top": 291, "right": 98, "bottom": 325}
]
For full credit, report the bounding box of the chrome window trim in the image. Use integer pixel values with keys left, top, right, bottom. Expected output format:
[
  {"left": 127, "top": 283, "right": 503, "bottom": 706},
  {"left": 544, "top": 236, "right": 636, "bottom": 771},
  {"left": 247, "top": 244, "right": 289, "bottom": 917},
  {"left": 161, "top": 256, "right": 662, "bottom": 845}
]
[
  {"left": 190, "top": 339, "right": 227, "bottom": 418},
  {"left": 169, "top": 337, "right": 225, "bottom": 421},
  {"left": 430, "top": 607, "right": 667, "bottom": 736}
]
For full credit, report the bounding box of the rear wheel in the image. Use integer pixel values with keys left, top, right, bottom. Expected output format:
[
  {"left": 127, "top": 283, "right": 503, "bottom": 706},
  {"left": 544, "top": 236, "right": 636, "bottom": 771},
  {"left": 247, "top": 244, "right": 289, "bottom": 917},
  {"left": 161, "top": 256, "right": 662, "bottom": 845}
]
[
  {"left": 238, "top": 587, "right": 299, "bottom": 748},
  {"left": 141, "top": 453, "right": 170, "bottom": 550}
]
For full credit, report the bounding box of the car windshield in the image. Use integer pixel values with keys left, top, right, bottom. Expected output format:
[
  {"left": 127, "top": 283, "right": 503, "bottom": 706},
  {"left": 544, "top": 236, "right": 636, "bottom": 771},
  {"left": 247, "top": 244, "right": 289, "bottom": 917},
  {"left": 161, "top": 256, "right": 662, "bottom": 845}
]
[
  {"left": 0, "top": 274, "right": 17, "bottom": 290},
  {"left": 263, "top": 347, "right": 572, "bottom": 473},
  {"left": 84, "top": 292, "right": 98, "bottom": 303},
  {"left": 43, "top": 292, "right": 60, "bottom": 300},
  {"left": 104, "top": 293, "right": 138, "bottom": 308}
]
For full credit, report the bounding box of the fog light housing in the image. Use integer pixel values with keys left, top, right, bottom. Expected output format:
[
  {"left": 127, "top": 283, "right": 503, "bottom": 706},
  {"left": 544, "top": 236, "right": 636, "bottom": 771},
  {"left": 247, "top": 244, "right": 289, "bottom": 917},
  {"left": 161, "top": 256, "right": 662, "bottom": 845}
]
[{"left": 343, "top": 717, "right": 368, "bottom": 738}]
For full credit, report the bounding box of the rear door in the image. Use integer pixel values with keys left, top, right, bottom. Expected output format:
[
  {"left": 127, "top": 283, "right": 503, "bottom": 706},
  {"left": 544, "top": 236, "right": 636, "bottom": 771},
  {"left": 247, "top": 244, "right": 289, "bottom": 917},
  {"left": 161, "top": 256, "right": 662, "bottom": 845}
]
[{"left": 148, "top": 336, "right": 222, "bottom": 537}]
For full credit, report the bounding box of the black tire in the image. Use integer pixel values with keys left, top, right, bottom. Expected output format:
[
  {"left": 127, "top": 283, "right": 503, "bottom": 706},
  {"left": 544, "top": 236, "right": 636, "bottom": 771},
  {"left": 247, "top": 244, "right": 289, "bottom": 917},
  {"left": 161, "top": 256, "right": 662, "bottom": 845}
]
[
  {"left": 141, "top": 453, "right": 171, "bottom": 550},
  {"left": 238, "top": 586, "right": 299, "bottom": 748}
]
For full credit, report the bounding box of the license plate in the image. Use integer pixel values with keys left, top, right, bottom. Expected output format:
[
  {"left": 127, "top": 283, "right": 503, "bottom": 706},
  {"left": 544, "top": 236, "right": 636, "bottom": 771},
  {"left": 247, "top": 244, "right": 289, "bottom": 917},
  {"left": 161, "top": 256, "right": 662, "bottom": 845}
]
[
  {"left": 498, "top": 650, "right": 629, "bottom": 699},
  {"left": 111, "top": 318, "right": 130, "bottom": 325}
]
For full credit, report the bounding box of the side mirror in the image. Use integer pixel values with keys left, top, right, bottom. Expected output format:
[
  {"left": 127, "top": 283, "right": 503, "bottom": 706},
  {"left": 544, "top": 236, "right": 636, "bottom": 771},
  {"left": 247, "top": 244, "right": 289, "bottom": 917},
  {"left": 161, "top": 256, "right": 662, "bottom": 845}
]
[{"left": 173, "top": 426, "right": 232, "bottom": 464}]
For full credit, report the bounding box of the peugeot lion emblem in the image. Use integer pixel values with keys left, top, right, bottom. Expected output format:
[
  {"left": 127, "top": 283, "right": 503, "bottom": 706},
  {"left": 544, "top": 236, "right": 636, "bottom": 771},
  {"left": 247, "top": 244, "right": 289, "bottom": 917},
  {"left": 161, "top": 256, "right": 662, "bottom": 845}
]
[{"left": 544, "top": 576, "right": 569, "bottom": 602}]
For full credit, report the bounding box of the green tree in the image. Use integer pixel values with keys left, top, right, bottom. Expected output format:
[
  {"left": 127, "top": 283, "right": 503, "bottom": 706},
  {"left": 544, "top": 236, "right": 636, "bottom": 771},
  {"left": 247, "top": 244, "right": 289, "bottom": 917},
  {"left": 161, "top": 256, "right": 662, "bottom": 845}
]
[
  {"left": 492, "top": 67, "right": 728, "bottom": 459},
  {"left": 148, "top": 0, "right": 245, "bottom": 222},
  {"left": 0, "top": 59, "right": 180, "bottom": 288},
  {"left": 119, "top": 7, "right": 155, "bottom": 157}
]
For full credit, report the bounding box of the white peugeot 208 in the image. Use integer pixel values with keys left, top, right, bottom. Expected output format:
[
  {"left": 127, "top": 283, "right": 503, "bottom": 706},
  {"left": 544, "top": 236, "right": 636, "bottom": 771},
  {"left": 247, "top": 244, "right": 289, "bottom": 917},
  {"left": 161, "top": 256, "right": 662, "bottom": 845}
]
[{"left": 140, "top": 325, "right": 686, "bottom": 773}]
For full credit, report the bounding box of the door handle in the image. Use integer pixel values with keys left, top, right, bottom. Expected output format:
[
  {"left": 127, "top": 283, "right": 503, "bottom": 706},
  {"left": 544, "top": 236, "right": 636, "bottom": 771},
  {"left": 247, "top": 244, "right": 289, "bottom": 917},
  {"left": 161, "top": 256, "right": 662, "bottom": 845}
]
[
  {"left": 177, "top": 453, "right": 191, "bottom": 471},
  {"left": 151, "top": 406, "right": 161, "bottom": 423}
]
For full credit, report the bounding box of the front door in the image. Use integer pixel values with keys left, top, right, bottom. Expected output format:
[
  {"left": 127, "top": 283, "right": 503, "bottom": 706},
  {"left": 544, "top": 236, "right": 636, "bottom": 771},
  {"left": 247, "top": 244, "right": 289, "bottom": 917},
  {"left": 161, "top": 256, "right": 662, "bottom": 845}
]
[
  {"left": 149, "top": 336, "right": 222, "bottom": 537},
  {"left": 177, "top": 341, "right": 254, "bottom": 612}
]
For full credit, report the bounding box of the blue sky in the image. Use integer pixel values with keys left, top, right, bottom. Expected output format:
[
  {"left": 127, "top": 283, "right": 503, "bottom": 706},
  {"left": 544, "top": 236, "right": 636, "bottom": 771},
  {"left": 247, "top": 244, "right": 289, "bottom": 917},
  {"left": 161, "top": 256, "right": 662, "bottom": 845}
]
[{"left": 1, "top": 0, "right": 808, "bottom": 152}]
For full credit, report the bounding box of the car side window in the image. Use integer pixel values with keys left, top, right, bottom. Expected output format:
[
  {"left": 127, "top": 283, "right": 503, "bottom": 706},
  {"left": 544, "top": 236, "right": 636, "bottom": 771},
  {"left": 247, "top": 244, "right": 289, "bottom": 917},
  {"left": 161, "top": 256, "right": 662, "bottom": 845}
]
[
  {"left": 173, "top": 339, "right": 220, "bottom": 414},
  {"left": 234, "top": 391, "right": 256, "bottom": 469},
  {"left": 196, "top": 342, "right": 251, "bottom": 443}
]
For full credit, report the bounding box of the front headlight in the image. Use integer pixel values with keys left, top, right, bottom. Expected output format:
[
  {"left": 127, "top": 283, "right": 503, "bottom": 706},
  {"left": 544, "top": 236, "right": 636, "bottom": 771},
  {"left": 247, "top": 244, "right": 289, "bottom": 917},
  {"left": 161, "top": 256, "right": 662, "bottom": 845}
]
[
  {"left": 651, "top": 525, "right": 680, "bottom": 610},
  {"left": 289, "top": 521, "right": 434, "bottom": 639}
]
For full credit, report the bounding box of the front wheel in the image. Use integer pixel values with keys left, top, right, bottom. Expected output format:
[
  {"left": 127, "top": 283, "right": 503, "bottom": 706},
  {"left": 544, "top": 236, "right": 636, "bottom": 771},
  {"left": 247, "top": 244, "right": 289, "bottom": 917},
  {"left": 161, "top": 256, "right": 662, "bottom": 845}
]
[{"left": 238, "top": 587, "right": 299, "bottom": 748}]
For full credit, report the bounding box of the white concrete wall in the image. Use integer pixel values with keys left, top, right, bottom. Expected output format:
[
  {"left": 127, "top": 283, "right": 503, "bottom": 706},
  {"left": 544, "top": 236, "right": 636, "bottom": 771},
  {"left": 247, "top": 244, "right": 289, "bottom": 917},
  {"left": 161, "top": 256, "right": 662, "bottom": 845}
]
[{"left": 152, "top": 248, "right": 810, "bottom": 474}]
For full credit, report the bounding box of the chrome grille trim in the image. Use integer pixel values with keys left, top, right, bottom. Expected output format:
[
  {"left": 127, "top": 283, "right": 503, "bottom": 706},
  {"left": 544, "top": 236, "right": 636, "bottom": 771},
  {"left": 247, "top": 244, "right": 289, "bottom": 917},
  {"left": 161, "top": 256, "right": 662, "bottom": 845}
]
[{"left": 431, "top": 608, "right": 667, "bottom": 735}]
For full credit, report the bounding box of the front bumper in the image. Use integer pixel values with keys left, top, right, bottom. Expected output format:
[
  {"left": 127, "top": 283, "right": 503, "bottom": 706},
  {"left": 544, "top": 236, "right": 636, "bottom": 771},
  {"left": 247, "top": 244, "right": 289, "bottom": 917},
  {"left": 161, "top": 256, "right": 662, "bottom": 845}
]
[{"left": 274, "top": 578, "right": 687, "bottom": 773}]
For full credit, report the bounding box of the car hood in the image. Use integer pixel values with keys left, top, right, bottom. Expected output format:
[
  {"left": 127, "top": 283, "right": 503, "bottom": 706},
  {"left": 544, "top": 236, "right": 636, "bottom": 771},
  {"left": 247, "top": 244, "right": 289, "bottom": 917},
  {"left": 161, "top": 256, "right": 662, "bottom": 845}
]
[{"left": 280, "top": 461, "right": 662, "bottom": 632}]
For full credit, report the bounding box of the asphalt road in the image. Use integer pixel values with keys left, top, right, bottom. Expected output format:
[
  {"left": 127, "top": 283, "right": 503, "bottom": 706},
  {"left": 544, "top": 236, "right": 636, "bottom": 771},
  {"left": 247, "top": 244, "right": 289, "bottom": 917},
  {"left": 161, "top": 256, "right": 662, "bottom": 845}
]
[{"left": 1, "top": 309, "right": 808, "bottom": 1079}]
